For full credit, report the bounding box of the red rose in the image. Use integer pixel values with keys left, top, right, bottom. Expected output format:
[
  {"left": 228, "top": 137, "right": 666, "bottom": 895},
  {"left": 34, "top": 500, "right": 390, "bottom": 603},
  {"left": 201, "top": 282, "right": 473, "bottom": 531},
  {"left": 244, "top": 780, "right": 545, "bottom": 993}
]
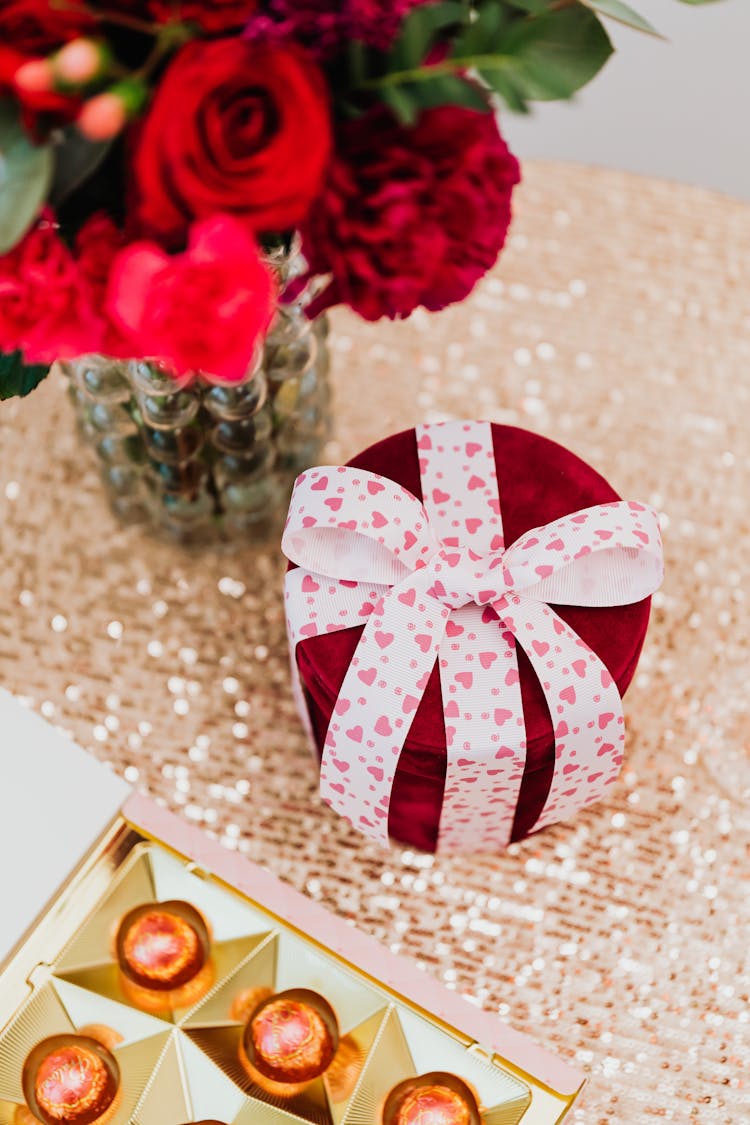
[
  {"left": 0, "top": 0, "right": 93, "bottom": 53},
  {"left": 302, "top": 105, "right": 520, "bottom": 321},
  {"left": 0, "top": 211, "right": 104, "bottom": 364},
  {"left": 106, "top": 215, "right": 277, "bottom": 384},
  {"left": 132, "top": 39, "right": 331, "bottom": 246}
]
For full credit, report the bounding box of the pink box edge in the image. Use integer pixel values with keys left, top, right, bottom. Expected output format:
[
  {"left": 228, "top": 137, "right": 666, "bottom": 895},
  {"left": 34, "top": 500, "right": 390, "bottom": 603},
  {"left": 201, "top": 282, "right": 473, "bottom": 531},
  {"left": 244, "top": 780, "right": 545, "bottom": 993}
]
[{"left": 123, "top": 790, "right": 585, "bottom": 1099}]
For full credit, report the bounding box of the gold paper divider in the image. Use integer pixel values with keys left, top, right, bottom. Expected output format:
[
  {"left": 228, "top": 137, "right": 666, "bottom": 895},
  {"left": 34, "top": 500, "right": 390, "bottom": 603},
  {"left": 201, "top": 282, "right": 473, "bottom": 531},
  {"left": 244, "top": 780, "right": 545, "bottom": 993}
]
[
  {"left": 273, "top": 931, "right": 390, "bottom": 1035},
  {"left": 55, "top": 846, "right": 157, "bottom": 974},
  {"left": 184, "top": 1025, "right": 333, "bottom": 1125},
  {"left": 0, "top": 978, "right": 171, "bottom": 1125},
  {"left": 343, "top": 1005, "right": 531, "bottom": 1125},
  {"left": 132, "top": 1029, "right": 248, "bottom": 1125},
  {"left": 56, "top": 844, "right": 273, "bottom": 977},
  {"left": 181, "top": 932, "right": 278, "bottom": 1029}
]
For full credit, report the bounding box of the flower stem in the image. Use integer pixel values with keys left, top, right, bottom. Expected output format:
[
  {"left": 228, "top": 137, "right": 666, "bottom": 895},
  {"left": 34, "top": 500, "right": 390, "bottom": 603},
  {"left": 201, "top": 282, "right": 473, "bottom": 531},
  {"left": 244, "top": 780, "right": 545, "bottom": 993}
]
[
  {"left": 49, "top": 0, "right": 162, "bottom": 36},
  {"left": 359, "top": 53, "right": 516, "bottom": 91}
]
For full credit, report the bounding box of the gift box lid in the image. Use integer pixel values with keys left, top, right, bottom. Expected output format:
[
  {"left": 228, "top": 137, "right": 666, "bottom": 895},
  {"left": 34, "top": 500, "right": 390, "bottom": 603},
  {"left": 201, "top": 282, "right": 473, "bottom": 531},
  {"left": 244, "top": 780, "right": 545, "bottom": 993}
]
[{"left": 290, "top": 424, "right": 654, "bottom": 851}]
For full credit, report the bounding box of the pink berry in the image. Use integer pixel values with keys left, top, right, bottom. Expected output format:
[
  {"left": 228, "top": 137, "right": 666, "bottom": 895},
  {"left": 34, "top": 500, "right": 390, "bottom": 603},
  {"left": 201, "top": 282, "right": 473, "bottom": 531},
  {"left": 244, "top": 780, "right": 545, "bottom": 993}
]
[
  {"left": 14, "top": 59, "right": 54, "bottom": 93},
  {"left": 77, "top": 93, "right": 127, "bottom": 141},
  {"left": 56, "top": 39, "right": 102, "bottom": 85}
]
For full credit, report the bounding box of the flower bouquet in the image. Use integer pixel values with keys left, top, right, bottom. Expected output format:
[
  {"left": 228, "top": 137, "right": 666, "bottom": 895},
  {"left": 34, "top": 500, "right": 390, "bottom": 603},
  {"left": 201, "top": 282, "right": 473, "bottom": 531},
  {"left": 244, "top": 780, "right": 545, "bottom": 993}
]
[{"left": 0, "top": 0, "right": 712, "bottom": 540}]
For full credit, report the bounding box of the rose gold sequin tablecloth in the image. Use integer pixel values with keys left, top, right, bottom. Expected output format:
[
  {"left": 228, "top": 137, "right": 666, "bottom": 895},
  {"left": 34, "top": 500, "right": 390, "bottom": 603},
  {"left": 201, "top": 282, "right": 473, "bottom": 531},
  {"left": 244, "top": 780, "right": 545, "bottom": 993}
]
[{"left": 1, "top": 162, "right": 749, "bottom": 1123}]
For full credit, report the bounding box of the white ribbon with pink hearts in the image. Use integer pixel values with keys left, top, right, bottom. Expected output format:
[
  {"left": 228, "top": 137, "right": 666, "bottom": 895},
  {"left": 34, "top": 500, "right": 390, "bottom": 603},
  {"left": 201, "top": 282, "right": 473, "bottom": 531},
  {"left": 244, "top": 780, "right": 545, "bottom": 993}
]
[{"left": 282, "top": 420, "right": 664, "bottom": 852}]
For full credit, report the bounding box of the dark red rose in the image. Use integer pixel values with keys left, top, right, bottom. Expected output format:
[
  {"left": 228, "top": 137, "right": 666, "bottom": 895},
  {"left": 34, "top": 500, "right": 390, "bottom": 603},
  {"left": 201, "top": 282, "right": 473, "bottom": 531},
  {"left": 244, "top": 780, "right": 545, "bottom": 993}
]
[
  {"left": 132, "top": 38, "right": 332, "bottom": 245},
  {"left": 0, "top": 0, "right": 94, "bottom": 54},
  {"left": 301, "top": 104, "right": 521, "bottom": 321}
]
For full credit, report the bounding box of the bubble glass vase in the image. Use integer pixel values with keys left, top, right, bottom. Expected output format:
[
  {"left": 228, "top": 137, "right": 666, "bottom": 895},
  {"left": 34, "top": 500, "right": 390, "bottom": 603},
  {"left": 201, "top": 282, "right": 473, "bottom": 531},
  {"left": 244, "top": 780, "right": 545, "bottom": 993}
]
[{"left": 64, "top": 249, "right": 332, "bottom": 547}]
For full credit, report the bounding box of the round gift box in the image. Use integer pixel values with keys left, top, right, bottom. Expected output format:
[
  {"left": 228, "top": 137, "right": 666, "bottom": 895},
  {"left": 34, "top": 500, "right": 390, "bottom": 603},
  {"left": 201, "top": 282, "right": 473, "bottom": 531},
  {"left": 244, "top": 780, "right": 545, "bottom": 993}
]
[{"left": 293, "top": 425, "right": 651, "bottom": 852}]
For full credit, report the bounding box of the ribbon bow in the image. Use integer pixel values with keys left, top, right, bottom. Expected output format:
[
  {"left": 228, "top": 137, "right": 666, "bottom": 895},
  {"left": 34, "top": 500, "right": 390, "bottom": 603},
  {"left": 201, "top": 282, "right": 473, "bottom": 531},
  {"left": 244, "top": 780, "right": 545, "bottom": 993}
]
[{"left": 283, "top": 421, "right": 663, "bottom": 852}]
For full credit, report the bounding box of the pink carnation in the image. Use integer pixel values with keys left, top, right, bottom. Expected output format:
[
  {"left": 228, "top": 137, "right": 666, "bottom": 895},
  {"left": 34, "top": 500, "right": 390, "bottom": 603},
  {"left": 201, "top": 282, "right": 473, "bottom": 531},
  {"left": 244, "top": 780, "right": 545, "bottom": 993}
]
[
  {"left": 301, "top": 104, "right": 521, "bottom": 321},
  {"left": 0, "top": 211, "right": 103, "bottom": 363},
  {"left": 106, "top": 214, "right": 277, "bottom": 384}
]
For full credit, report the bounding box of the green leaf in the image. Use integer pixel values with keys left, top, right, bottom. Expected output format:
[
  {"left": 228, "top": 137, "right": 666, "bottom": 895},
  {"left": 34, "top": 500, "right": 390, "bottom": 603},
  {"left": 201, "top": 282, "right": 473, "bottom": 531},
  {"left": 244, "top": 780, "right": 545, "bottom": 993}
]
[
  {"left": 408, "top": 74, "right": 491, "bottom": 113},
  {"left": 0, "top": 99, "right": 53, "bottom": 255},
  {"left": 347, "top": 39, "right": 369, "bottom": 86},
  {"left": 50, "top": 129, "right": 112, "bottom": 209},
  {"left": 507, "top": 0, "right": 552, "bottom": 12},
  {"left": 388, "top": 1, "right": 467, "bottom": 68},
  {"left": 380, "top": 84, "right": 420, "bottom": 125},
  {"left": 454, "top": 2, "right": 508, "bottom": 55},
  {"left": 357, "top": 0, "right": 615, "bottom": 116},
  {"left": 500, "top": 3, "right": 614, "bottom": 101},
  {"left": 582, "top": 0, "right": 663, "bottom": 37},
  {"left": 0, "top": 350, "right": 50, "bottom": 400},
  {"left": 478, "top": 67, "right": 530, "bottom": 113}
]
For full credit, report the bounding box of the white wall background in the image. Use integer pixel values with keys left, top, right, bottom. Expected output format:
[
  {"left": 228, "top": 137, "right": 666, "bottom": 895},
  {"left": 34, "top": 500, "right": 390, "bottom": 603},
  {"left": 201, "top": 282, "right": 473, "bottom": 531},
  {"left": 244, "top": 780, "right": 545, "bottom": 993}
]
[{"left": 502, "top": 0, "right": 750, "bottom": 201}]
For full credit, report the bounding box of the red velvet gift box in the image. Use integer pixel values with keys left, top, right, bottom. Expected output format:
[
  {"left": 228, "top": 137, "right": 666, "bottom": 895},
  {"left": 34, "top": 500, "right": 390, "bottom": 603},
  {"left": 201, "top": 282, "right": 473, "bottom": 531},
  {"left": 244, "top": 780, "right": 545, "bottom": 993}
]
[{"left": 286, "top": 423, "right": 657, "bottom": 853}]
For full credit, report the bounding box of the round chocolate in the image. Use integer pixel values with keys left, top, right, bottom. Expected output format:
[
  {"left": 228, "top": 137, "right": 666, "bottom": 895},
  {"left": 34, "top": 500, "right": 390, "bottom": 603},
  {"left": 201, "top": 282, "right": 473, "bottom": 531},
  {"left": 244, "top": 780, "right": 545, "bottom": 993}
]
[
  {"left": 23, "top": 1035, "right": 120, "bottom": 1125},
  {"left": 115, "top": 900, "right": 209, "bottom": 991},
  {"left": 382, "top": 1073, "right": 481, "bottom": 1125},
  {"left": 243, "top": 989, "right": 339, "bottom": 1084}
]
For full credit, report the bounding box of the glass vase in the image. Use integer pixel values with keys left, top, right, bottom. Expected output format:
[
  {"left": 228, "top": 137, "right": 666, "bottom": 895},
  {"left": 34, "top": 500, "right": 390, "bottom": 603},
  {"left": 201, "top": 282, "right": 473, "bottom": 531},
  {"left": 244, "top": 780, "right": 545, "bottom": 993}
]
[{"left": 63, "top": 251, "right": 332, "bottom": 547}]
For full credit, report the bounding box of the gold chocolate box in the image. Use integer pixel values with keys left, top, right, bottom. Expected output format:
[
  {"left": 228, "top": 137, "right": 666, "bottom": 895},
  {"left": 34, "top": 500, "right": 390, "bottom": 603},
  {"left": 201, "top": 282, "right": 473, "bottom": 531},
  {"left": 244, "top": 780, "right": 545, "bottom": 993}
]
[{"left": 0, "top": 692, "right": 584, "bottom": 1125}]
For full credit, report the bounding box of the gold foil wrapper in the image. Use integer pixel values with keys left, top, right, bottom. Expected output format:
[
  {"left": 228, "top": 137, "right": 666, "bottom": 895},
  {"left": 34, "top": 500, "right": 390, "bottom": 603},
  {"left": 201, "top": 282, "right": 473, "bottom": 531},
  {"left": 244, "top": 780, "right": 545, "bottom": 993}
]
[
  {"left": 382, "top": 1073, "right": 481, "bottom": 1125},
  {"left": 22, "top": 1035, "right": 120, "bottom": 1125},
  {"left": 239, "top": 989, "right": 338, "bottom": 1096},
  {"left": 0, "top": 825, "right": 540, "bottom": 1125}
]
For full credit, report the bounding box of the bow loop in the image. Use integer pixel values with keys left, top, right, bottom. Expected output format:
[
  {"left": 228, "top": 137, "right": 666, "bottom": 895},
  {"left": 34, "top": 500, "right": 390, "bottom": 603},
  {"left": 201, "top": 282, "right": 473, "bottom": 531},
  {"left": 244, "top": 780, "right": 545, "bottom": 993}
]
[
  {"left": 500, "top": 502, "right": 663, "bottom": 606},
  {"left": 282, "top": 465, "right": 439, "bottom": 585}
]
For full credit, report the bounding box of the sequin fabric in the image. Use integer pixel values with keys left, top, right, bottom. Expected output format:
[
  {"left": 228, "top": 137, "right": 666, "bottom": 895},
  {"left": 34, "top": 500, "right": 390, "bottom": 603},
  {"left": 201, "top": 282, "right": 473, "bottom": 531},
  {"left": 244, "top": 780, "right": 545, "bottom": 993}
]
[{"left": 0, "top": 164, "right": 748, "bottom": 1123}]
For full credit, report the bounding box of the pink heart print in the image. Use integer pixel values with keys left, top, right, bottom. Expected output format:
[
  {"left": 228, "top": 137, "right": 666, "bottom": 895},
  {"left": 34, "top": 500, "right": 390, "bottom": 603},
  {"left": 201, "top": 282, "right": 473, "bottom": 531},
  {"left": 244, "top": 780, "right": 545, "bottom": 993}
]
[{"left": 282, "top": 422, "right": 664, "bottom": 852}]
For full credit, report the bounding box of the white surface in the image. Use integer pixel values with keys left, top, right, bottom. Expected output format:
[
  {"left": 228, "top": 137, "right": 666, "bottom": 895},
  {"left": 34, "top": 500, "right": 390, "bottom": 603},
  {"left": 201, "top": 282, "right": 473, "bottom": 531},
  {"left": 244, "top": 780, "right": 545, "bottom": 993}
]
[
  {"left": 0, "top": 688, "right": 130, "bottom": 966},
  {"left": 502, "top": 0, "right": 750, "bottom": 201}
]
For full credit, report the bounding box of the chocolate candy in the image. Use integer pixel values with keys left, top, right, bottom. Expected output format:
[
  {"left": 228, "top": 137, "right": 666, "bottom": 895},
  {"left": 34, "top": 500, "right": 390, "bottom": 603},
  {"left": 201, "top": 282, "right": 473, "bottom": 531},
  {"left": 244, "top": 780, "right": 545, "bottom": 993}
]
[
  {"left": 240, "top": 988, "right": 338, "bottom": 1093},
  {"left": 115, "top": 900, "right": 209, "bottom": 991},
  {"left": 382, "top": 1072, "right": 482, "bottom": 1125},
  {"left": 22, "top": 1036, "right": 120, "bottom": 1125}
]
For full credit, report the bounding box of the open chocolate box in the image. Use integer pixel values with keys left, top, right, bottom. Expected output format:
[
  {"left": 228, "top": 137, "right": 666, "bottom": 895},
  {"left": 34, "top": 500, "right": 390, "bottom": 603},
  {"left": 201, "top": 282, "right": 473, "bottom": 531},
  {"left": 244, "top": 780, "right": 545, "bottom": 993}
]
[{"left": 0, "top": 691, "right": 584, "bottom": 1125}]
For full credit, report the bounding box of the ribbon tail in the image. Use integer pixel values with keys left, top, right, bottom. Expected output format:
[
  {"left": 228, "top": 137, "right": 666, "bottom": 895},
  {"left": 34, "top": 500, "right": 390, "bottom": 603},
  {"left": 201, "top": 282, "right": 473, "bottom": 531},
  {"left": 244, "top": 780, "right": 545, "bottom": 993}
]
[
  {"left": 320, "top": 584, "right": 450, "bottom": 846},
  {"left": 499, "top": 594, "right": 625, "bottom": 833},
  {"left": 284, "top": 568, "right": 390, "bottom": 758},
  {"left": 436, "top": 605, "right": 526, "bottom": 854}
]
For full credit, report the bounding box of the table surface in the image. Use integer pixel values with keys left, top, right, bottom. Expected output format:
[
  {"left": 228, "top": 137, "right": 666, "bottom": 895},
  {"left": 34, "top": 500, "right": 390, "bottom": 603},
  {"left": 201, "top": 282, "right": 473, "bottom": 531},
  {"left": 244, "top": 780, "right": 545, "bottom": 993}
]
[{"left": 1, "top": 161, "right": 748, "bottom": 1124}]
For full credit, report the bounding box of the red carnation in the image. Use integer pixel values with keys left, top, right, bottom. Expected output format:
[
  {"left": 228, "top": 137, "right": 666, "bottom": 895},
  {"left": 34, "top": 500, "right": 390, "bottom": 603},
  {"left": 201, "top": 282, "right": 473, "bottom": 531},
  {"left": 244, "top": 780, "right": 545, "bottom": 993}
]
[
  {"left": 0, "top": 211, "right": 104, "bottom": 364},
  {"left": 75, "top": 212, "right": 131, "bottom": 357},
  {"left": 302, "top": 105, "right": 520, "bottom": 321},
  {"left": 132, "top": 38, "right": 332, "bottom": 246}
]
